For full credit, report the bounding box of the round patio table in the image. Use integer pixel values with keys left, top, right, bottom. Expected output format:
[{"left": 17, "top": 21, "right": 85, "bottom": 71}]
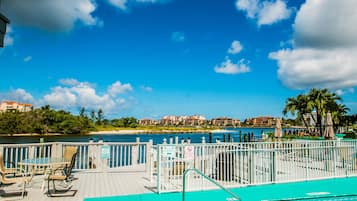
[{"left": 18, "top": 157, "right": 71, "bottom": 191}]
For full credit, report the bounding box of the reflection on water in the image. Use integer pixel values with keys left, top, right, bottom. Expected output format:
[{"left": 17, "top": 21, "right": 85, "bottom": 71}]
[{"left": 0, "top": 128, "right": 300, "bottom": 145}]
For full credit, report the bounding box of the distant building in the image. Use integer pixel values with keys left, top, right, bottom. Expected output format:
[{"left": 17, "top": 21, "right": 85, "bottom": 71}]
[
  {"left": 211, "top": 117, "right": 240, "bottom": 127},
  {"left": 161, "top": 115, "right": 180, "bottom": 126},
  {"left": 0, "top": 101, "right": 33, "bottom": 113},
  {"left": 245, "top": 116, "right": 275, "bottom": 127},
  {"left": 139, "top": 119, "right": 160, "bottom": 126},
  {"left": 160, "top": 115, "right": 206, "bottom": 126},
  {"left": 181, "top": 115, "right": 206, "bottom": 126}
]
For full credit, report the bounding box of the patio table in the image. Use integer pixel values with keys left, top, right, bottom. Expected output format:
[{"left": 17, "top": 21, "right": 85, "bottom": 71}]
[{"left": 18, "top": 157, "right": 71, "bottom": 191}]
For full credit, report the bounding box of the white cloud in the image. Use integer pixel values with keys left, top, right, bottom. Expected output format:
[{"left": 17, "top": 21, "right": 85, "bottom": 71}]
[
  {"left": 41, "top": 80, "right": 133, "bottom": 113},
  {"left": 43, "top": 87, "right": 77, "bottom": 108},
  {"left": 171, "top": 32, "right": 185, "bottom": 43},
  {"left": 141, "top": 86, "right": 153, "bottom": 92},
  {"left": 236, "top": 0, "right": 258, "bottom": 18},
  {"left": 335, "top": 89, "right": 344, "bottom": 96},
  {"left": 257, "top": 0, "right": 291, "bottom": 26},
  {"left": 4, "top": 26, "right": 14, "bottom": 46},
  {"left": 108, "top": 0, "right": 128, "bottom": 10},
  {"left": 108, "top": 81, "right": 133, "bottom": 96},
  {"left": 335, "top": 88, "right": 355, "bottom": 96},
  {"left": 269, "top": 0, "right": 357, "bottom": 90},
  {"left": 59, "top": 78, "right": 81, "bottom": 86},
  {"left": 214, "top": 58, "right": 251, "bottom": 75},
  {"left": 0, "top": 88, "right": 34, "bottom": 103},
  {"left": 236, "top": 0, "right": 292, "bottom": 26},
  {"left": 108, "top": 0, "right": 171, "bottom": 10},
  {"left": 269, "top": 48, "right": 357, "bottom": 89},
  {"left": 2, "top": 0, "right": 101, "bottom": 31},
  {"left": 23, "top": 56, "right": 32, "bottom": 62},
  {"left": 294, "top": 0, "right": 357, "bottom": 48},
  {"left": 228, "top": 40, "right": 243, "bottom": 54}
]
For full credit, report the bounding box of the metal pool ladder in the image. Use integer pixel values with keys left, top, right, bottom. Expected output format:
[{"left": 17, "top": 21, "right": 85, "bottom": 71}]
[{"left": 182, "top": 168, "right": 241, "bottom": 201}]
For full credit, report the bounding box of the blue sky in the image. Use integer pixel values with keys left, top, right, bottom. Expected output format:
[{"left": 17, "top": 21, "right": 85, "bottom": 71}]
[{"left": 0, "top": 0, "right": 356, "bottom": 120}]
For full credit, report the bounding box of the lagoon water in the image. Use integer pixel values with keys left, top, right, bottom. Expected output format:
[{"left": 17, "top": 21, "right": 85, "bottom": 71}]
[{"left": 0, "top": 128, "right": 302, "bottom": 144}]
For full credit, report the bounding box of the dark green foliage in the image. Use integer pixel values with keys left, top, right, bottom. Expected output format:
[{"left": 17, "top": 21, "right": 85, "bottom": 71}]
[
  {"left": 0, "top": 106, "right": 95, "bottom": 135},
  {"left": 111, "top": 117, "right": 138, "bottom": 128},
  {"left": 343, "top": 131, "right": 357, "bottom": 139},
  {"left": 283, "top": 88, "right": 350, "bottom": 136}
]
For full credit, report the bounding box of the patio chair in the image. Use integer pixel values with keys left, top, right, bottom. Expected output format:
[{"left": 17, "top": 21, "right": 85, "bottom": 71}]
[
  {"left": 0, "top": 154, "right": 30, "bottom": 198},
  {"left": 47, "top": 147, "right": 78, "bottom": 197},
  {"left": 0, "top": 155, "right": 18, "bottom": 177}
]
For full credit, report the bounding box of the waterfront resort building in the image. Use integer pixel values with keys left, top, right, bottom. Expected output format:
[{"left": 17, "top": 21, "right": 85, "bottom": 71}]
[
  {"left": 211, "top": 117, "right": 241, "bottom": 127},
  {"left": 0, "top": 101, "right": 33, "bottom": 113},
  {"left": 244, "top": 116, "right": 275, "bottom": 127}
]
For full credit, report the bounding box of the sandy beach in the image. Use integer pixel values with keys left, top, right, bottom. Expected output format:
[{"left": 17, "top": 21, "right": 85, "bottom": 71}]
[{"left": 88, "top": 129, "right": 232, "bottom": 135}]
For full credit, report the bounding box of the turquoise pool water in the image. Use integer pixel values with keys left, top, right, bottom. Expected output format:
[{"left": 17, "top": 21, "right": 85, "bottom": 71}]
[{"left": 84, "top": 177, "right": 357, "bottom": 201}]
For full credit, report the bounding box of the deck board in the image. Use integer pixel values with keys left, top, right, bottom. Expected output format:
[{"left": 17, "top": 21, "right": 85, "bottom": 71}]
[{"left": 0, "top": 171, "right": 155, "bottom": 201}]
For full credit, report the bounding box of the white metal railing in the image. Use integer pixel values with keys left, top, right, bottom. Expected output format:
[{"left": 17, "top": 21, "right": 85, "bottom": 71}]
[
  {"left": 0, "top": 141, "right": 152, "bottom": 173},
  {"left": 0, "top": 143, "right": 53, "bottom": 173},
  {"left": 155, "top": 140, "right": 357, "bottom": 193}
]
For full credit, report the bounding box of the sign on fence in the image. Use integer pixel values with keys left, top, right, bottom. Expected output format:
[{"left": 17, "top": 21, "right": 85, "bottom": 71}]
[
  {"left": 184, "top": 146, "right": 194, "bottom": 160},
  {"left": 163, "top": 146, "right": 176, "bottom": 157},
  {"left": 101, "top": 145, "right": 110, "bottom": 159}
]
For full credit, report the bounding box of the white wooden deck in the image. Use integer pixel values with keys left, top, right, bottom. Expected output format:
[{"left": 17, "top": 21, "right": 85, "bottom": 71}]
[{"left": 1, "top": 171, "right": 155, "bottom": 201}]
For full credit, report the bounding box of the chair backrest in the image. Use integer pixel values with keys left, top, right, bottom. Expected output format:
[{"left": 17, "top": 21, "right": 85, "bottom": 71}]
[
  {"left": 0, "top": 153, "right": 10, "bottom": 184},
  {"left": 63, "top": 146, "right": 78, "bottom": 162},
  {"left": 65, "top": 152, "right": 78, "bottom": 178},
  {"left": 0, "top": 153, "right": 6, "bottom": 173}
]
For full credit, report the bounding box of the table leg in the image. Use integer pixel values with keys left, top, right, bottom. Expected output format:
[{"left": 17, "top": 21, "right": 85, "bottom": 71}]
[{"left": 41, "top": 167, "right": 50, "bottom": 192}]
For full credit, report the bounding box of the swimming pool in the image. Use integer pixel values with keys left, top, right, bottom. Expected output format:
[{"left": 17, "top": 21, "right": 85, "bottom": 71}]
[{"left": 84, "top": 177, "right": 357, "bottom": 201}]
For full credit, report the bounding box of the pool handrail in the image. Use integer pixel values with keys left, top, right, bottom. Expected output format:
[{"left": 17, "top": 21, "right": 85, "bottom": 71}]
[{"left": 182, "top": 168, "right": 241, "bottom": 201}]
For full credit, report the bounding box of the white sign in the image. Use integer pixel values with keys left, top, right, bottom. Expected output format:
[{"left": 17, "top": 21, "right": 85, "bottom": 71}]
[
  {"left": 184, "top": 146, "right": 194, "bottom": 160},
  {"left": 163, "top": 146, "right": 176, "bottom": 157},
  {"left": 101, "top": 145, "right": 110, "bottom": 159}
]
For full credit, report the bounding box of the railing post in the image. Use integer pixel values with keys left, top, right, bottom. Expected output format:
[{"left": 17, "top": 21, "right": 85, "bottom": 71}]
[
  {"left": 0, "top": 145, "right": 3, "bottom": 158},
  {"left": 98, "top": 140, "right": 104, "bottom": 172},
  {"left": 333, "top": 141, "right": 337, "bottom": 177},
  {"left": 132, "top": 138, "right": 140, "bottom": 167},
  {"left": 51, "top": 142, "right": 62, "bottom": 158},
  {"left": 146, "top": 140, "right": 153, "bottom": 175},
  {"left": 305, "top": 142, "right": 309, "bottom": 180},
  {"left": 88, "top": 140, "right": 97, "bottom": 170},
  {"left": 28, "top": 146, "right": 35, "bottom": 160},
  {"left": 157, "top": 145, "right": 162, "bottom": 193}
]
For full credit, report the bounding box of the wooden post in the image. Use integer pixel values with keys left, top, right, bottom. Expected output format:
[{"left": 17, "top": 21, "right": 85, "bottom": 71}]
[
  {"left": 28, "top": 146, "right": 35, "bottom": 160},
  {"left": 146, "top": 140, "right": 153, "bottom": 175},
  {"left": 132, "top": 144, "right": 139, "bottom": 167},
  {"left": 51, "top": 142, "right": 62, "bottom": 158},
  {"left": 132, "top": 137, "right": 140, "bottom": 167}
]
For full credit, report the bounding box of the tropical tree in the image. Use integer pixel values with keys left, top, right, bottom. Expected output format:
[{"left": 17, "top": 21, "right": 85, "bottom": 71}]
[
  {"left": 90, "top": 110, "right": 96, "bottom": 123},
  {"left": 96, "top": 109, "right": 104, "bottom": 125},
  {"left": 79, "top": 107, "right": 86, "bottom": 118},
  {"left": 307, "top": 88, "right": 341, "bottom": 136},
  {"left": 283, "top": 94, "right": 313, "bottom": 131},
  {"left": 283, "top": 88, "right": 348, "bottom": 137}
]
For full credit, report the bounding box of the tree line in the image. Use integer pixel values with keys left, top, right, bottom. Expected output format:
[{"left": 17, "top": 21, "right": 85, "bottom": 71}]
[
  {"left": 0, "top": 105, "right": 138, "bottom": 135},
  {"left": 283, "top": 88, "right": 351, "bottom": 136}
]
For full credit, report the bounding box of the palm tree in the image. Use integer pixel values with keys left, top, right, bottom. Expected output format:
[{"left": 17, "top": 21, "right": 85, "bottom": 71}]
[
  {"left": 97, "top": 109, "right": 104, "bottom": 125},
  {"left": 283, "top": 88, "right": 348, "bottom": 137},
  {"left": 283, "top": 94, "right": 313, "bottom": 132},
  {"left": 307, "top": 88, "right": 341, "bottom": 136},
  {"left": 330, "top": 103, "right": 350, "bottom": 128}
]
